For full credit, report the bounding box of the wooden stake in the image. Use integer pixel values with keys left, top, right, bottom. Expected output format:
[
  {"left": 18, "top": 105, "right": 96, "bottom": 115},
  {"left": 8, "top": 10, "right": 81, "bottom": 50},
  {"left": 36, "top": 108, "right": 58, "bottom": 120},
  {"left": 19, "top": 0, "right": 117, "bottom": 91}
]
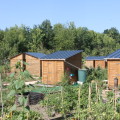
[
  {"left": 61, "top": 86, "right": 63, "bottom": 110},
  {"left": 98, "top": 89, "right": 101, "bottom": 101},
  {"left": 0, "top": 73, "right": 4, "bottom": 118},
  {"left": 96, "top": 82, "right": 98, "bottom": 102},
  {"left": 61, "top": 86, "right": 65, "bottom": 119},
  {"left": 114, "top": 89, "right": 116, "bottom": 114},
  {"left": 77, "top": 85, "right": 81, "bottom": 119},
  {"left": 88, "top": 83, "right": 91, "bottom": 110}
]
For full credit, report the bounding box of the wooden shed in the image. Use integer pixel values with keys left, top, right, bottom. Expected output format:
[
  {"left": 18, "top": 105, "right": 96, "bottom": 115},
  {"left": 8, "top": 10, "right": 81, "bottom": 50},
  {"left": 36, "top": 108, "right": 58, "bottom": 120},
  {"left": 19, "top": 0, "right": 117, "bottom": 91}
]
[
  {"left": 105, "top": 49, "right": 120, "bottom": 88},
  {"left": 41, "top": 50, "right": 83, "bottom": 85},
  {"left": 85, "top": 56, "right": 107, "bottom": 69},
  {"left": 10, "top": 52, "right": 46, "bottom": 77}
]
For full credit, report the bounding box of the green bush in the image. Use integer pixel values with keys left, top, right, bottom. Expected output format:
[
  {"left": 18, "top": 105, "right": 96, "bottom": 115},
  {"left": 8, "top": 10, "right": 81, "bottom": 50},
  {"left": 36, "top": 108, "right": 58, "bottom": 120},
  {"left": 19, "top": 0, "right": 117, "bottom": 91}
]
[
  {"left": 4, "top": 111, "right": 43, "bottom": 120},
  {"left": 86, "top": 67, "right": 107, "bottom": 83}
]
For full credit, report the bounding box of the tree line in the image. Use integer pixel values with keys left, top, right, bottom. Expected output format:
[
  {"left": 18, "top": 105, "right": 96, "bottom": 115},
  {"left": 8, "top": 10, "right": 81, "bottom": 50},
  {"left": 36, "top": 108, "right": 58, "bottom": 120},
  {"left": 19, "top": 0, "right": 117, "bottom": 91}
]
[{"left": 0, "top": 19, "right": 120, "bottom": 64}]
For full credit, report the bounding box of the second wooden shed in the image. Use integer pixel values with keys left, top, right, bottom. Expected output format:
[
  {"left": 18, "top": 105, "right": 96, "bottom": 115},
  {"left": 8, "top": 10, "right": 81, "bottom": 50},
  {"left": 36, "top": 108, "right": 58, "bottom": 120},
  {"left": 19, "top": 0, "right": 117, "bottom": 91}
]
[
  {"left": 85, "top": 56, "right": 107, "bottom": 69},
  {"left": 41, "top": 50, "right": 83, "bottom": 85},
  {"left": 105, "top": 49, "right": 120, "bottom": 88},
  {"left": 10, "top": 52, "right": 46, "bottom": 77}
]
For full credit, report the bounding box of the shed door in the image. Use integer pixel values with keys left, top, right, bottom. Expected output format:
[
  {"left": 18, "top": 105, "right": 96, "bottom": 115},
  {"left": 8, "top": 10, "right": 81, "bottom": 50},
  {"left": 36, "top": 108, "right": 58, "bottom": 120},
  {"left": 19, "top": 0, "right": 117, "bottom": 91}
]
[
  {"left": 108, "top": 61, "right": 120, "bottom": 87},
  {"left": 42, "top": 61, "right": 64, "bottom": 85},
  {"left": 42, "top": 61, "right": 56, "bottom": 84},
  {"left": 47, "top": 62, "right": 55, "bottom": 84}
]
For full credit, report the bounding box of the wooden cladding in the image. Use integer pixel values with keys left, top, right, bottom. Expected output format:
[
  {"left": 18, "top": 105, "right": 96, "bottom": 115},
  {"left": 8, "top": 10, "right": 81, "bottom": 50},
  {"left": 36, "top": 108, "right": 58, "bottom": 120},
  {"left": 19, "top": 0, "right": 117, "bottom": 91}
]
[
  {"left": 42, "top": 53, "right": 82, "bottom": 85},
  {"left": 26, "top": 55, "right": 41, "bottom": 77},
  {"left": 95, "top": 60, "right": 106, "bottom": 69},
  {"left": 10, "top": 54, "right": 41, "bottom": 77},
  {"left": 10, "top": 54, "right": 23, "bottom": 73},
  {"left": 85, "top": 60, "right": 94, "bottom": 68},
  {"left": 66, "top": 53, "right": 82, "bottom": 68},
  {"left": 85, "top": 60, "right": 107, "bottom": 69},
  {"left": 11, "top": 52, "right": 82, "bottom": 85},
  {"left": 108, "top": 60, "right": 120, "bottom": 88},
  {"left": 42, "top": 61, "right": 64, "bottom": 85}
]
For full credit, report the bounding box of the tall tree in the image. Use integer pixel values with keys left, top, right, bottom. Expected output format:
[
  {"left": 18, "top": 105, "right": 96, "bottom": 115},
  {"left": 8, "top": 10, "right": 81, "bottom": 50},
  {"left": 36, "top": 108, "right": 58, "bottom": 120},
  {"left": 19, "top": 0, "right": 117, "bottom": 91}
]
[
  {"left": 103, "top": 27, "right": 120, "bottom": 41},
  {"left": 40, "top": 20, "right": 54, "bottom": 49},
  {"left": 2, "top": 25, "right": 30, "bottom": 59},
  {"left": 53, "top": 23, "right": 76, "bottom": 50},
  {"left": 28, "top": 25, "right": 44, "bottom": 52},
  {"left": 75, "top": 27, "right": 94, "bottom": 54}
]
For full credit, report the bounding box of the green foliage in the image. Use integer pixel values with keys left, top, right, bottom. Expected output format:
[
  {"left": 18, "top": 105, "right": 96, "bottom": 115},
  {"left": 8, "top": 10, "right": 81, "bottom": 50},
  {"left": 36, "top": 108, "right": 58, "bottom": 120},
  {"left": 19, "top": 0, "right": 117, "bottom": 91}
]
[
  {"left": 104, "top": 27, "right": 120, "bottom": 40},
  {"left": 6, "top": 62, "right": 34, "bottom": 114},
  {"left": 7, "top": 70, "right": 33, "bottom": 96},
  {"left": 4, "top": 111, "right": 43, "bottom": 120},
  {"left": 117, "top": 104, "right": 120, "bottom": 113},
  {"left": 53, "top": 23, "right": 76, "bottom": 50},
  {"left": 74, "top": 101, "right": 120, "bottom": 119},
  {"left": 28, "top": 25, "right": 45, "bottom": 52},
  {"left": 0, "top": 64, "right": 10, "bottom": 82},
  {"left": 0, "top": 64, "right": 10, "bottom": 73},
  {"left": 57, "top": 72, "right": 70, "bottom": 86},
  {"left": 1, "top": 20, "right": 120, "bottom": 64},
  {"left": 40, "top": 82, "right": 120, "bottom": 119},
  {"left": 40, "top": 92, "right": 61, "bottom": 113},
  {"left": 60, "top": 86, "right": 78, "bottom": 113},
  {"left": 107, "top": 91, "right": 114, "bottom": 98},
  {"left": 86, "top": 67, "right": 107, "bottom": 83},
  {"left": 40, "top": 19, "right": 54, "bottom": 49},
  {"left": 1, "top": 21, "right": 120, "bottom": 119}
]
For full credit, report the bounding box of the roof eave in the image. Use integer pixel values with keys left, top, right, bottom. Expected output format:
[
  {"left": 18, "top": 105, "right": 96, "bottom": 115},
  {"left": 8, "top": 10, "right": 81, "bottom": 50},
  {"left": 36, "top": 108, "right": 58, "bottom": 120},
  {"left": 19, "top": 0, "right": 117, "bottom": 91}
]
[
  {"left": 86, "top": 59, "right": 104, "bottom": 60},
  {"left": 104, "top": 58, "right": 120, "bottom": 60},
  {"left": 10, "top": 53, "right": 23, "bottom": 59},
  {"left": 25, "top": 53, "right": 41, "bottom": 59},
  {"left": 41, "top": 59, "right": 65, "bottom": 61}
]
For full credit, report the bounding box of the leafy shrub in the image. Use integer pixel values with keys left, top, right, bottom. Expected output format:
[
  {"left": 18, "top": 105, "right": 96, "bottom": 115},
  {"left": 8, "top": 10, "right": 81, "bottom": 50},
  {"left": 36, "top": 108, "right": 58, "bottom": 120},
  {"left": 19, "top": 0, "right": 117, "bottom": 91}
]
[
  {"left": 116, "top": 104, "right": 120, "bottom": 113},
  {"left": 4, "top": 111, "right": 43, "bottom": 120},
  {"left": 107, "top": 91, "right": 114, "bottom": 98},
  {"left": 86, "top": 67, "right": 107, "bottom": 83},
  {"left": 57, "top": 72, "right": 70, "bottom": 86}
]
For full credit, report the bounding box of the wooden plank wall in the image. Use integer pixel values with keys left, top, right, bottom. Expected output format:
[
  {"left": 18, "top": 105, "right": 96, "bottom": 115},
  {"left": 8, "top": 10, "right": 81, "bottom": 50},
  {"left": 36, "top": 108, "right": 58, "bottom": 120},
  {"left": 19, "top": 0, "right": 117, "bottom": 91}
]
[
  {"left": 108, "top": 60, "right": 120, "bottom": 88},
  {"left": 42, "top": 60, "right": 64, "bottom": 85},
  {"left": 26, "top": 55, "right": 41, "bottom": 77},
  {"left": 85, "top": 60, "right": 107, "bottom": 69},
  {"left": 64, "top": 63, "right": 78, "bottom": 83},
  {"left": 66, "top": 53, "right": 82, "bottom": 68},
  {"left": 10, "top": 54, "right": 41, "bottom": 77},
  {"left": 85, "top": 60, "right": 94, "bottom": 68},
  {"left": 10, "top": 54, "right": 23, "bottom": 72},
  {"left": 64, "top": 53, "right": 82, "bottom": 82},
  {"left": 95, "top": 60, "right": 106, "bottom": 69}
]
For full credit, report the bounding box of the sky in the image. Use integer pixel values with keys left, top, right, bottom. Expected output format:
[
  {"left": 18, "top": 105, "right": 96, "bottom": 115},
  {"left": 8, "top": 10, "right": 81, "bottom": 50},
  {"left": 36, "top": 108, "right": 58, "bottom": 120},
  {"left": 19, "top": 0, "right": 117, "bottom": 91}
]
[{"left": 0, "top": 0, "right": 120, "bottom": 33}]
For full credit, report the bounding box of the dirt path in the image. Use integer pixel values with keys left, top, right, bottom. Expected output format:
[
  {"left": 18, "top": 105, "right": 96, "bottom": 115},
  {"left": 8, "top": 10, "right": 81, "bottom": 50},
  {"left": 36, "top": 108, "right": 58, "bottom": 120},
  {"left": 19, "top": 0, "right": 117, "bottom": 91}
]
[
  {"left": 102, "top": 89, "right": 120, "bottom": 103},
  {"left": 30, "top": 104, "right": 62, "bottom": 120}
]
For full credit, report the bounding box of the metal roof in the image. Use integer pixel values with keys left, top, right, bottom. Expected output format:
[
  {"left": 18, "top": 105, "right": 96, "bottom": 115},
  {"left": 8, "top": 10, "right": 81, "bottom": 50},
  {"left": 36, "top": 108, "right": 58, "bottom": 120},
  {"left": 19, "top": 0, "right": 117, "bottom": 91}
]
[
  {"left": 25, "top": 52, "right": 46, "bottom": 59},
  {"left": 105, "top": 49, "right": 120, "bottom": 59},
  {"left": 86, "top": 56, "right": 106, "bottom": 60},
  {"left": 41, "top": 50, "right": 83, "bottom": 60}
]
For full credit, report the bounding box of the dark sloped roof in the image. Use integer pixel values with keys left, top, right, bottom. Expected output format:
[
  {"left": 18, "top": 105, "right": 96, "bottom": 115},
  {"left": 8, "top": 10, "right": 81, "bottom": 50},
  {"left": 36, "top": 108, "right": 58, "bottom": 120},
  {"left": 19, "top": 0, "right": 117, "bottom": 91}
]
[
  {"left": 25, "top": 52, "right": 46, "bottom": 59},
  {"left": 41, "top": 50, "right": 83, "bottom": 60},
  {"left": 105, "top": 49, "right": 120, "bottom": 59},
  {"left": 86, "top": 56, "right": 106, "bottom": 60}
]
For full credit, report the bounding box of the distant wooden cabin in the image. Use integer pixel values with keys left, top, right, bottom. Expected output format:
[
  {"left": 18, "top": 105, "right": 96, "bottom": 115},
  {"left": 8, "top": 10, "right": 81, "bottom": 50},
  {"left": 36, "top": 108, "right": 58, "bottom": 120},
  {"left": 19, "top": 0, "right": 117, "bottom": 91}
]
[
  {"left": 105, "top": 49, "right": 120, "bottom": 88},
  {"left": 10, "top": 52, "right": 46, "bottom": 77},
  {"left": 85, "top": 56, "right": 107, "bottom": 69},
  {"left": 41, "top": 50, "right": 83, "bottom": 85}
]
